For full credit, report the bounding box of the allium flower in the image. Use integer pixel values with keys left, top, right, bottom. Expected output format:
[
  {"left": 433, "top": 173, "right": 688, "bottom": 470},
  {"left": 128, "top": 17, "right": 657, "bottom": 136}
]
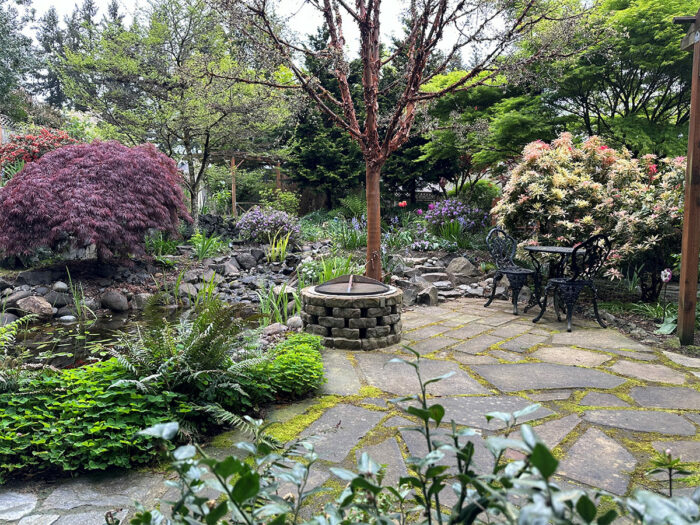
[
  {"left": 661, "top": 268, "right": 672, "bottom": 283},
  {"left": 428, "top": 203, "right": 436, "bottom": 210},
  {"left": 416, "top": 209, "right": 423, "bottom": 215}
]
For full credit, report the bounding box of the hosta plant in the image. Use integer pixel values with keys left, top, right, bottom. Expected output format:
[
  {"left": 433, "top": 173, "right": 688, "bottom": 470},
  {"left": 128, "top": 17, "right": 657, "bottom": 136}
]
[
  {"left": 0, "top": 141, "right": 190, "bottom": 260},
  {"left": 494, "top": 133, "right": 685, "bottom": 301}
]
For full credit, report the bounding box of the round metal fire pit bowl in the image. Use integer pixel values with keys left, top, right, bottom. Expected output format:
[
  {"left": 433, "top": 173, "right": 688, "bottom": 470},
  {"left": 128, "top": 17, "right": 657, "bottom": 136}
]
[{"left": 301, "top": 277, "right": 402, "bottom": 350}]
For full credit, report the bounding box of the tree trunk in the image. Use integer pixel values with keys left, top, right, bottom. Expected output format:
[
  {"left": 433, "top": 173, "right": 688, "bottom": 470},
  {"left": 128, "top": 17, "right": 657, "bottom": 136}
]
[
  {"left": 365, "top": 160, "right": 383, "bottom": 281},
  {"left": 190, "top": 177, "right": 200, "bottom": 230}
]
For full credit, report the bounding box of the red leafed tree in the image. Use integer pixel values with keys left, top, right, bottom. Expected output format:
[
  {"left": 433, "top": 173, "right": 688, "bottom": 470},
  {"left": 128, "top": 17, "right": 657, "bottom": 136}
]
[
  {"left": 0, "top": 128, "right": 77, "bottom": 167},
  {"left": 0, "top": 141, "right": 191, "bottom": 259},
  {"left": 221, "top": 0, "right": 589, "bottom": 280}
]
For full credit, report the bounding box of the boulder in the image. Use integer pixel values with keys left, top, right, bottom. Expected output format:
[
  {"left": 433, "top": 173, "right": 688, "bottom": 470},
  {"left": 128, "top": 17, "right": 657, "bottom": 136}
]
[
  {"left": 417, "top": 285, "right": 439, "bottom": 306},
  {"left": 446, "top": 257, "right": 481, "bottom": 285},
  {"left": 3, "top": 290, "right": 32, "bottom": 306},
  {"left": 263, "top": 322, "right": 289, "bottom": 337},
  {"left": 236, "top": 253, "right": 257, "bottom": 270},
  {"left": 202, "top": 269, "right": 225, "bottom": 285},
  {"left": 44, "top": 290, "right": 72, "bottom": 307},
  {"left": 183, "top": 270, "right": 202, "bottom": 284},
  {"left": 100, "top": 290, "right": 129, "bottom": 312},
  {"left": 16, "top": 296, "right": 54, "bottom": 319},
  {"left": 52, "top": 281, "right": 69, "bottom": 293},
  {"left": 286, "top": 315, "right": 303, "bottom": 331},
  {"left": 0, "top": 278, "right": 11, "bottom": 291},
  {"left": 0, "top": 312, "right": 19, "bottom": 326},
  {"left": 178, "top": 283, "right": 198, "bottom": 297},
  {"left": 223, "top": 260, "right": 240, "bottom": 276},
  {"left": 132, "top": 293, "right": 153, "bottom": 310},
  {"left": 58, "top": 315, "right": 77, "bottom": 323},
  {"left": 250, "top": 248, "right": 266, "bottom": 262},
  {"left": 15, "top": 270, "right": 55, "bottom": 286},
  {"left": 395, "top": 276, "right": 434, "bottom": 306}
]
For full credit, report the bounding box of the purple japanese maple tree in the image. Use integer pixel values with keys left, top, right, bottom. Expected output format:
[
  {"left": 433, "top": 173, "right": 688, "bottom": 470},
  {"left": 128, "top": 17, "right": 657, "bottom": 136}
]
[{"left": 0, "top": 141, "right": 191, "bottom": 259}]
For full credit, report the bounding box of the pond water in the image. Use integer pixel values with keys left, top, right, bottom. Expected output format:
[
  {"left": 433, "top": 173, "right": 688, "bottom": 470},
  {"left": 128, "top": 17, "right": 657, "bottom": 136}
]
[{"left": 13, "top": 305, "right": 182, "bottom": 369}]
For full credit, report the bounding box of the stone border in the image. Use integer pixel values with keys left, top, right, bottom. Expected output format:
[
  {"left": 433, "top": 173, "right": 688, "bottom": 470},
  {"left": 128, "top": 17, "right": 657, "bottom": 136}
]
[{"left": 301, "top": 285, "right": 403, "bottom": 350}]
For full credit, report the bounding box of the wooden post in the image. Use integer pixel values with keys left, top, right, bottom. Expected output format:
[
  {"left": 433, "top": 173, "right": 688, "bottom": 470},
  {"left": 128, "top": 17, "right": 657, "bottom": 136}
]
[
  {"left": 231, "top": 156, "right": 238, "bottom": 218},
  {"left": 275, "top": 161, "right": 282, "bottom": 190},
  {"left": 676, "top": 10, "right": 700, "bottom": 345}
]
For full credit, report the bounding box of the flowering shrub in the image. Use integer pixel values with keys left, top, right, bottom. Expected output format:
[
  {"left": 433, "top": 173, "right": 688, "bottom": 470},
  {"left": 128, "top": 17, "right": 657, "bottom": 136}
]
[
  {"left": 237, "top": 205, "right": 300, "bottom": 244},
  {"left": 0, "top": 141, "right": 190, "bottom": 259},
  {"left": 0, "top": 128, "right": 77, "bottom": 167},
  {"left": 328, "top": 216, "right": 367, "bottom": 249},
  {"left": 424, "top": 198, "right": 489, "bottom": 232},
  {"left": 493, "top": 133, "right": 685, "bottom": 300}
]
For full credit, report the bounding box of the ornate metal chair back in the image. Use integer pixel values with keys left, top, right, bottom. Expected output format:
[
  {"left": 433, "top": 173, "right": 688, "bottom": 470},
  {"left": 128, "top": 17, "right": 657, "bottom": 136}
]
[
  {"left": 486, "top": 227, "right": 517, "bottom": 269},
  {"left": 570, "top": 234, "right": 611, "bottom": 281}
]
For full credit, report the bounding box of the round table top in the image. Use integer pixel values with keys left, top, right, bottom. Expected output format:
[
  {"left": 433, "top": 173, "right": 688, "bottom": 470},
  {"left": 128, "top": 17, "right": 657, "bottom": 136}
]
[{"left": 524, "top": 245, "right": 578, "bottom": 255}]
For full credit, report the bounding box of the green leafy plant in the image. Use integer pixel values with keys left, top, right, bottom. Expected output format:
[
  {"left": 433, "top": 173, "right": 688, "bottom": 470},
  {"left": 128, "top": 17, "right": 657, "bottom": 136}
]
[
  {"left": 0, "top": 359, "right": 183, "bottom": 482},
  {"left": 328, "top": 217, "right": 367, "bottom": 250},
  {"left": 338, "top": 192, "right": 367, "bottom": 219},
  {"left": 266, "top": 230, "right": 291, "bottom": 263},
  {"left": 146, "top": 231, "right": 179, "bottom": 257},
  {"left": 256, "top": 283, "right": 299, "bottom": 326},
  {"left": 0, "top": 160, "right": 24, "bottom": 187},
  {"left": 647, "top": 448, "right": 693, "bottom": 497},
  {"left": 259, "top": 188, "right": 300, "bottom": 216},
  {"left": 266, "top": 333, "right": 325, "bottom": 398},
  {"left": 297, "top": 256, "right": 364, "bottom": 287},
  {"left": 66, "top": 268, "right": 96, "bottom": 324},
  {"left": 189, "top": 231, "right": 226, "bottom": 260},
  {"left": 0, "top": 315, "right": 35, "bottom": 393}
]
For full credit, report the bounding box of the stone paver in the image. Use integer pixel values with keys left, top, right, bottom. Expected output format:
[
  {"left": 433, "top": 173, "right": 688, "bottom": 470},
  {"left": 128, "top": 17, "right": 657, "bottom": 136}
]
[
  {"left": 321, "top": 350, "right": 362, "bottom": 395},
  {"left": 355, "top": 438, "right": 408, "bottom": 486},
  {"left": 662, "top": 351, "right": 700, "bottom": 368},
  {"left": 430, "top": 395, "right": 553, "bottom": 429},
  {"left": 451, "top": 334, "right": 502, "bottom": 354},
  {"left": 404, "top": 324, "right": 449, "bottom": 340},
  {"left": 559, "top": 428, "right": 637, "bottom": 495},
  {"left": 489, "top": 349, "right": 525, "bottom": 362},
  {"left": 652, "top": 441, "right": 700, "bottom": 462},
  {"left": 530, "top": 414, "right": 580, "bottom": 449},
  {"left": 531, "top": 346, "right": 611, "bottom": 367},
  {"left": 0, "top": 493, "right": 37, "bottom": 521},
  {"left": 451, "top": 353, "right": 499, "bottom": 365},
  {"left": 443, "top": 323, "right": 492, "bottom": 340},
  {"left": 472, "top": 363, "right": 626, "bottom": 392},
  {"left": 629, "top": 386, "right": 700, "bottom": 410},
  {"left": 582, "top": 410, "right": 696, "bottom": 436},
  {"left": 410, "top": 336, "right": 460, "bottom": 354},
  {"left": 530, "top": 390, "right": 572, "bottom": 401},
  {"left": 299, "top": 404, "right": 384, "bottom": 462},
  {"left": 610, "top": 361, "right": 687, "bottom": 385},
  {"left": 500, "top": 334, "right": 547, "bottom": 353},
  {"left": 551, "top": 329, "right": 651, "bottom": 352},
  {"left": 17, "top": 516, "right": 59, "bottom": 525},
  {"left": 686, "top": 413, "right": 700, "bottom": 425},
  {"left": 580, "top": 392, "right": 630, "bottom": 407},
  {"left": 491, "top": 323, "right": 532, "bottom": 338},
  {"left": 355, "top": 352, "right": 489, "bottom": 396}
]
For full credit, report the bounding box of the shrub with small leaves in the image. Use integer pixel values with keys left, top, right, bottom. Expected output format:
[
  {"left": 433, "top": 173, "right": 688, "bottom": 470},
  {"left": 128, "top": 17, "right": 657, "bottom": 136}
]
[
  {"left": 265, "top": 333, "right": 325, "bottom": 398},
  {"left": 237, "top": 205, "right": 300, "bottom": 244},
  {"left": 0, "top": 141, "right": 191, "bottom": 259}
]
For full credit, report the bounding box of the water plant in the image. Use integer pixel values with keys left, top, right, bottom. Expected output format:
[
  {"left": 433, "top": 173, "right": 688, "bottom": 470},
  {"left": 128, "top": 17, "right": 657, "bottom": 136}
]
[
  {"left": 256, "top": 283, "right": 300, "bottom": 326},
  {"left": 266, "top": 230, "right": 291, "bottom": 263}
]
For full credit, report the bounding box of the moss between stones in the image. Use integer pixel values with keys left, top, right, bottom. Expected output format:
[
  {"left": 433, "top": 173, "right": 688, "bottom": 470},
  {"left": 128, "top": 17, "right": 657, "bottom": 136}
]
[{"left": 266, "top": 395, "right": 342, "bottom": 443}]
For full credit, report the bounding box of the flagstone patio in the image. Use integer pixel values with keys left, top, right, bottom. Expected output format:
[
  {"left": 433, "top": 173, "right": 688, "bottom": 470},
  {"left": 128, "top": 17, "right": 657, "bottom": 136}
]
[{"left": 1, "top": 297, "right": 699, "bottom": 524}]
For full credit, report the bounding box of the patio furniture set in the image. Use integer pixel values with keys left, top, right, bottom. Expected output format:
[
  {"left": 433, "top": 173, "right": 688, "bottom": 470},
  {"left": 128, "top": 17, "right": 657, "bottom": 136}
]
[{"left": 483, "top": 228, "right": 612, "bottom": 332}]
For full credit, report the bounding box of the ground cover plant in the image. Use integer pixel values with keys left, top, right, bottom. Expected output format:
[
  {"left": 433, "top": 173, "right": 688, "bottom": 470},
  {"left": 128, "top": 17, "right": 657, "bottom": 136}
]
[
  {"left": 0, "top": 141, "right": 191, "bottom": 260},
  {"left": 130, "top": 352, "right": 700, "bottom": 524}
]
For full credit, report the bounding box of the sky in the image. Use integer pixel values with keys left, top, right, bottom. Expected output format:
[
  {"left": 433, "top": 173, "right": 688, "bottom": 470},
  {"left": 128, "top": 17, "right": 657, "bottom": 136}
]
[{"left": 28, "top": 0, "right": 410, "bottom": 51}]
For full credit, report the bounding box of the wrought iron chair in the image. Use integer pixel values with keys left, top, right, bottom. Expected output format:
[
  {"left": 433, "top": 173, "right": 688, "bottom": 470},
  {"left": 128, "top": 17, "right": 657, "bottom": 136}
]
[
  {"left": 484, "top": 228, "right": 536, "bottom": 315},
  {"left": 532, "top": 234, "right": 611, "bottom": 332}
]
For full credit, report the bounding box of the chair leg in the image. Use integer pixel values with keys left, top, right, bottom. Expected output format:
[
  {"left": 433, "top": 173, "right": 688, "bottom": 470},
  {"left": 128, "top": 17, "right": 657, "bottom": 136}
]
[
  {"left": 566, "top": 302, "right": 574, "bottom": 332},
  {"left": 508, "top": 274, "right": 528, "bottom": 316},
  {"left": 559, "top": 284, "right": 583, "bottom": 332},
  {"left": 484, "top": 272, "right": 503, "bottom": 308},
  {"left": 532, "top": 282, "right": 553, "bottom": 324},
  {"left": 591, "top": 285, "right": 607, "bottom": 329},
  {"left": 553, "top": 288, "right": 562, "bottom": 322}
]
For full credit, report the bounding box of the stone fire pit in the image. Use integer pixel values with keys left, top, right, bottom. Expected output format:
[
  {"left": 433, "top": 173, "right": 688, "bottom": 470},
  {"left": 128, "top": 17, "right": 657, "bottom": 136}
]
[{"left": 301, "top": 275, "right": 403, "bottom": 350}]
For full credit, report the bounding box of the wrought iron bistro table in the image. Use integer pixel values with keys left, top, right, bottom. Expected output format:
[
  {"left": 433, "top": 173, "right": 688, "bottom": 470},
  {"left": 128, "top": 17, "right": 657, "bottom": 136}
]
[{"left": 523, "top": 245, "right": 583, "bottom": 311}]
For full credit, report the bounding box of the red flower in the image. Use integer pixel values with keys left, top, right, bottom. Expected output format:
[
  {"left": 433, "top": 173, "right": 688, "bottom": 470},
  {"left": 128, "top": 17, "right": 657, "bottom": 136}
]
[
  {"left": 648, "top": 164, "right": 658, "bottom": 175},
  {"left": 398, "top": 201, "right": 408, "bottom": 208}
]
